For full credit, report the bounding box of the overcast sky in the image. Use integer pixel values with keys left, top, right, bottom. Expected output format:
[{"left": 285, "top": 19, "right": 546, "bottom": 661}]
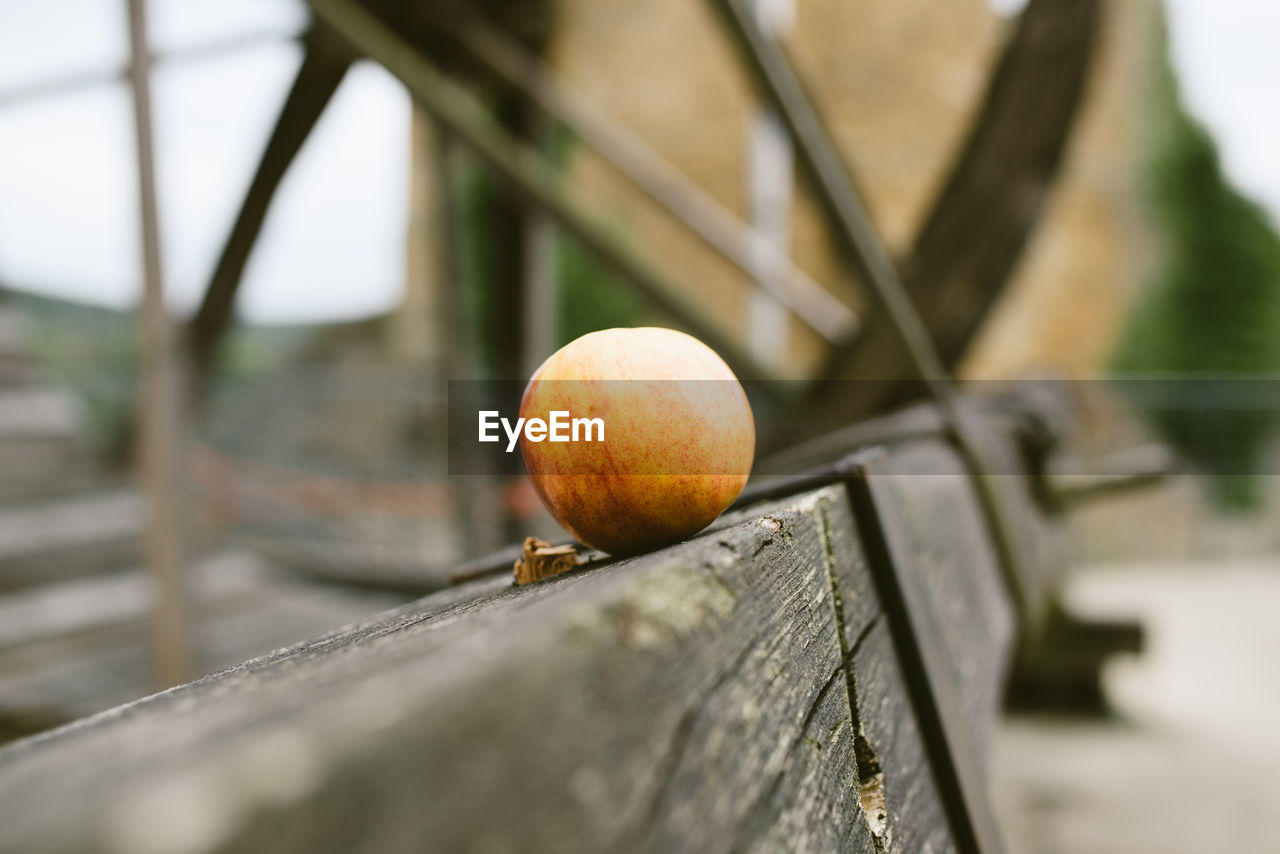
[{"left": 0, "top": 0, "right": 1278, "bottom": 323}]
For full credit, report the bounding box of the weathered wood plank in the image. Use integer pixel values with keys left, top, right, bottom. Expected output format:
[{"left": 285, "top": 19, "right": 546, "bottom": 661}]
[
  {"left": 879, "top": 441, "right": 1015, "bottom": 763},
  {"left": 764, "top": 405, "right": 1030, "bottom": 760},
  {"left": 0, "top": 553, "right": 407, "bottom": 740},
  {"left": 0, "top": 385, "right": 99, "bottom": 505},
  {"left": 814, "top": 485, "right": 959, "bottom": 854},
  {"left": 760, "top": 393, "right": 1067, "bottom": 633},
  {"left": 0, "top": 406, "right": 1048, "bottom": 853},
  {"left": 0, "top": 387, "right": 81, "bottom": 440},
  {"left": 966, "top": 410, "right": 1069, "bottom": 627},
  {"left": 0, "top": 489, "right": 884, "bottom": 854},
  {"left": 0, "top": 551, "right": 265, "bottom": 651},
  {"left": 0, "top": 490, "right": 144, "bottom": 591},
  {"left": 851, "top": 621, "right": 955, "bottom": 854}
]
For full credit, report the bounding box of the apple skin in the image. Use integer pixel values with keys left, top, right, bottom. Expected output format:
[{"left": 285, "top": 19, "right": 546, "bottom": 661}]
[{"left": 519, "top": 327, "right": 755, "bottom": 556}]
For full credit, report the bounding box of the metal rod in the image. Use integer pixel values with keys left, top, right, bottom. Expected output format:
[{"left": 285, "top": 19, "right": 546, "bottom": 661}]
[
  {"left": 307, "top": 0, "right": 781, "bottom": 384},
  {"left": 441, "top": 11, "right": 857, "bottom": 345},
  {"left": 126, "top": 0, "right": 192, "bottom": 689},
  {"left": 709, "top": 0, "right": 1032, "bottom": 626}
]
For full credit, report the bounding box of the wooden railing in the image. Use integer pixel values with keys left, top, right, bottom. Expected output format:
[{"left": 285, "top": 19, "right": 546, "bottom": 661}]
[{"left": 0, "top": 397, "right": 1068, "bottom": 854}]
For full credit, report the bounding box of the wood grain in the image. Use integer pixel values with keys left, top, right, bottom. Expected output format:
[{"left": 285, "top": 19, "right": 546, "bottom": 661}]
[
  {"left": 0, "top": 489, "right": 889, "bottom": 854},
  {"left": 0, "top": 421, "right": 1040, "bottom": 853}
]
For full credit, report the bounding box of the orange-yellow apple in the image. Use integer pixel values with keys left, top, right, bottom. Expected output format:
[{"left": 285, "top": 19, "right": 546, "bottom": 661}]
[{"left": 519, "top": 327, "right": 755, "bottom": 555}]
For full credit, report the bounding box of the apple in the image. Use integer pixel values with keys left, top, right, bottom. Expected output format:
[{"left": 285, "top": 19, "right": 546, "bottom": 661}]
[{"left": 519, "top": 327, "right": 755, "bottom": 555}]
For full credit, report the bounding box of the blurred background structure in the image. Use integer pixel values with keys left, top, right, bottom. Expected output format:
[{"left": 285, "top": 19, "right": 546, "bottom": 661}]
[{"left": 1, "top": 0, "right": 1279, "bottom": 850}]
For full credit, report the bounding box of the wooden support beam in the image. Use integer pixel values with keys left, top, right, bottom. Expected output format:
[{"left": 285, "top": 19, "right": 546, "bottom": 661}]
[
  {"left": 441, "top": 10, "right": 856, "bottom": 345},
  {"left": 0, "top": 29, "right": 304, "bottom": 112},
  {"left": 708, "top": 0, "right": 1037, "bottom": 632},
  {"left": 708, "top": 0, "right": 952, "bottom": 398},
  {"left": 389, "top": 108, "right": 444, "bottom": 366},
  {"left": 816, "top": 0, "right": 1102, "bottom": 422},
  {"left": 125, "top": 0, "right": 191, "bottom": 690},
  {"left": 519, "top": 112, "right": 559, "bottom": 375},
  {"left": 185, "top": 25, "right": 356, "bottom": 398},
  {"left": 306, "top": 0, "right": 782, "bottom": 384}
]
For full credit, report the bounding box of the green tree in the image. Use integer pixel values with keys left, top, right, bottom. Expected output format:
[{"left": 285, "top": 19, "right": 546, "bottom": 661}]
[{"left": 1112, "top": 18, "right": 1280, "bottom": 510}]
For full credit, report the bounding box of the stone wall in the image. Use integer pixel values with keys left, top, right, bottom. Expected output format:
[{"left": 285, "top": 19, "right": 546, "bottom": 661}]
[
  {"left": 549, "top": 0, "right": 1002, "bottom": 375},
  {"left": 962, "top": 0, "right": 1155, "bottom": 380}
]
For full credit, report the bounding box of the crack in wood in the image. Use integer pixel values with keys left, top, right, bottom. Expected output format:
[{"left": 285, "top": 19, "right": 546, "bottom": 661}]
[
  {"left": 848, "top": 613, "right": 883, "bottom": 663},
  {"left": 817, "top": 496, "right": 891, "bottom": 853},
  {"left": 815, "top": 498, "right": 864, "bottom": 734},
  {"left": 800, "top": 662, "right": 846, "bottom": 747},
  {"left": 634, "top": 521, "right": 850, "bottom": 850}
]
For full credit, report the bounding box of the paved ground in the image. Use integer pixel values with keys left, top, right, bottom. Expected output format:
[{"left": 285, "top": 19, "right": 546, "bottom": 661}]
[{"left": 991, "top": 560, "right": 1280, "bottom": 853}]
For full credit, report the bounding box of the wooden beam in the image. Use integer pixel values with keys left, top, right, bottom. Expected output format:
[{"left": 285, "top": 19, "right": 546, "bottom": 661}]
[
  {"left": 0, "top": 29, "right": 304, "bottom": 112},
  {"left": 442, "top": 10, "right": 856, "bottom": 345},
  {"left": 185, "top": 25, "right": 356, "bottom": 398},
  {"left": 708, "top": 0, "right": 1035, "bottom": 631},
  {"left": 0, "top": 422, "right": 1045, "bottom": 852},
  {"left": 307, "top": 0, "right": 782, "bottom": 383},
  {"left": 124, "top": 0, "right": 191, "bottom": 690},
  {"left": 0, "top": 491, "right": 872, "bottom": 852},
  {"left": 815, "top": 0, "right": 1102, "bottom": 422}
]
